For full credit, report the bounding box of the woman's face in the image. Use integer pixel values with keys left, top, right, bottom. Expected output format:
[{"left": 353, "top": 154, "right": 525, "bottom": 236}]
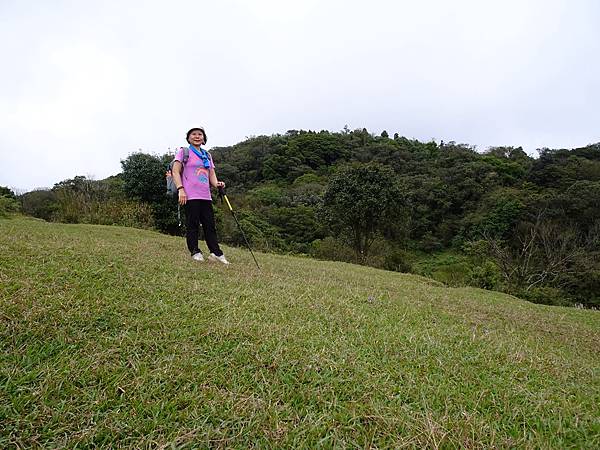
[{"left": 188, "top": 130, "right": 205, "bottom": 146}]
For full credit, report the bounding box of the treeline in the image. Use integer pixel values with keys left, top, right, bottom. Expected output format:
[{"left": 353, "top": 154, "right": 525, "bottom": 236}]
[{"left": 3, "top": 128, "right": 599, "bottom": 308}]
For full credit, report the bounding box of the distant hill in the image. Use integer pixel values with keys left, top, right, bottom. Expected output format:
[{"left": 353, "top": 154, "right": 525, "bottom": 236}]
[{"left": 15, "top": 132, "right": 600, "bottom": 308}]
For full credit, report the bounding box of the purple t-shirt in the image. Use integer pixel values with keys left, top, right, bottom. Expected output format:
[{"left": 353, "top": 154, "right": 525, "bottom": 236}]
[{"left": 175, "top": 146, "right": 215, "bottom": 200}]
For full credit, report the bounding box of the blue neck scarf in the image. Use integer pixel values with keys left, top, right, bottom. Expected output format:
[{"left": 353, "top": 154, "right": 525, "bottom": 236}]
[{"left": 189, "top": 145, "right": 211, "bottom": 169}]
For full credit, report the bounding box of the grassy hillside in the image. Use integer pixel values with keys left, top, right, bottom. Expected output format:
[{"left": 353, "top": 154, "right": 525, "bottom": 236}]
[{"left": 1, "top": 217, "right": 599, "bottom": 448}]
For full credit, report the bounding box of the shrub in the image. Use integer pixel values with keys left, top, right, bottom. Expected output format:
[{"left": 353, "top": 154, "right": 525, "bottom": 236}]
[
  {"left": 414, "top": 253, "right": 471, "bottom": 287},
  {"left": 431, "top": 263, "right": 470, "bottom": 287},
  {"left": 266, "top": 206, "right": 326, "bottom": 253},
  {"left": 0, "top": 195, "right": 20, "bottom": 217},
  {"left": 247, "top": 185, "right": 288, "bottom": 207},
  {"left": 50, "top": 187, "right": 155, "bottom": 230},
  {"left": 420, "top": 232, "right": 443, "bottom": 252},
  {"left": 521, "top": 287, "right": 574, "bottom": 307},
  {"left": 383, "top": 249, "right": 413, "bottom": 273},
  {"left": 219, "top": 210, "right": 285, "bottom": 252},
  {"left": 469, "top": 260, "right": 501, "bottom": 290},
  {"left": 53, "top": 189, "right": 82, "bottom": 223},
  {"left": 21, "top": 190, "right": 58, "bottom": 221},
  {"left": 309, "top": 237, "right": 355, "bottom": 263},
  {"left": 88, "top": 200, "right": 154, "bottom": 229}
]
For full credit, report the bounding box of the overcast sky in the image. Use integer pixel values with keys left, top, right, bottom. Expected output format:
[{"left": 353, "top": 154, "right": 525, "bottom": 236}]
[{"left": 1, "top": 0, "right": 599, "bottom": 192}]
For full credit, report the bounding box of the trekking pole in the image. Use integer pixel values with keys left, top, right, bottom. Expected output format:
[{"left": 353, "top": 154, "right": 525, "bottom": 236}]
[{"left": 218, "top": 186, "right": 260, "bottom": 269}]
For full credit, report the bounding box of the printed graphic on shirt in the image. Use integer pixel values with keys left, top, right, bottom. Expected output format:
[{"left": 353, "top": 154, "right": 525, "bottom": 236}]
[{"left": 195, "top": 166, "right": 209, "bottom": 184}]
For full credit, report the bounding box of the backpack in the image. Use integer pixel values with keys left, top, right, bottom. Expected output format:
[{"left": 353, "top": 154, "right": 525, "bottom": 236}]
[{"left": 165, "top": 147, "right": 189, "bottom": 197}]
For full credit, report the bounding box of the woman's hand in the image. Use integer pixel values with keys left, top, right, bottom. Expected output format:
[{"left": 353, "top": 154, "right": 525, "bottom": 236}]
[
  {"left": 178, "top": 189, "right": 187, "bottom": 205},
  {"left": 216, "top": 181, "right": 225, "bottom": 188}
]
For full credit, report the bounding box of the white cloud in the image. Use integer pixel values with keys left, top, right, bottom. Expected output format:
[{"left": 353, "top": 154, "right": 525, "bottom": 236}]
[
  {"left": 9, "top": 42, "right": 128, "bottom": 136},
  {"left": 1, "top": 0, "right": 598, "bottom": 191}
]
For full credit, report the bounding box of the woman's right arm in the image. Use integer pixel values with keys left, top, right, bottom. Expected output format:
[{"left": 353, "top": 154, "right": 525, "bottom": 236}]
[{"left": 172, "top": 161, "right": 187, "bottom": 205}]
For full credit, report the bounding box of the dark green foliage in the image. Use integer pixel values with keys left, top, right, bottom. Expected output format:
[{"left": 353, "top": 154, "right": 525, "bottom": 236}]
[
  {"left": 419, "top": 232, "right": 444, "bottom": 252},
  {"left": 289, "top": 175, "right": 326, "bottom": 207},
  {"left": 413, "top": 253, "right": 472, "bottom": 287},
  {"left": 469, "top": 260, "right": 502, "bottom": 290},
  {"left": 383, "top": 248, "right": 412, "bottom": 273},
  {"left": 480, "top": 155, "right": 528, "bottom": 185},
  {"left": 462, "top": 187, "right": 526, "bottom": 240},
  {"left": 309, "top": 236, "right": 355, "bottom": 262},
  {"left": 208, "top": 135, "right": 599, "bottom": 307},
  {"left": 484, "top": 146, "right": 533, "bottom": 176},
  {"left": 480, "top": 215, "right": 597, "bottom": 307},
  {"left": 149, "top": 198, "right": 180, "bottom": 235},
  {"left": 477, "top": 199, "right": 523, "bottom": 238},
  {"left": 561, "top": 181, "right": 600, "bottom": 234},
  {"left": 120, "top": 152, "right": 178, "bottom": 233},
  {"left": 521, "top": 287, "right": 574, "bottom": 307},
  {"left": 528, "top": 145, "right": 600, "bottom": 188},
  {"left": 263, "top": 154, "right": 303, "bottom": 181},
  {"left": 0, "top": 186, "right": 16, "bottom": 199},
  {"left": 559, "top": 249, "right": 600, "bottom": 308},
  {"left": 266, "top": 206, "right": 326, "bottom": 253},
  {"left": 21, "top": 189, "right": 58, "bottom": 220},
  {"left": 400, "top": 174, "right": 451, "bottom": 242},
  {"left": 223, "top": 209, "right": 285, "bottom": 252},
  {"left": 247, "top": 185, "right": 288, "bottom": 207},
  {"left": 0, "top": 195, "right": 19, "bottom": 217},
  {"left": 120, "top": 152, "right": 168, "bottom": 203},
  {"left": 322, "top": 163, "right": 403, "bottom": 259},
  {"left": 0, "top": 186, "right": 19, "bottom": 217}
]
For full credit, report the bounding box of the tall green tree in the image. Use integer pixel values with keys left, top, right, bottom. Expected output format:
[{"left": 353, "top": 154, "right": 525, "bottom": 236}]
[
  {"left": 121, "top": 152, "right": 178, "bottom": 233},
  {"left": 322, "top": 163, "right": 403, "bottom": 259},
  {"left": 121, "top": 153, "right": 167, "bottom": 203}
]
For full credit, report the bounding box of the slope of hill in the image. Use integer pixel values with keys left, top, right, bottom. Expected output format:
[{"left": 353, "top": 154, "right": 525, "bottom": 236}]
[{"left": 1, "top": 217, "right": 599, "bottom": 448}]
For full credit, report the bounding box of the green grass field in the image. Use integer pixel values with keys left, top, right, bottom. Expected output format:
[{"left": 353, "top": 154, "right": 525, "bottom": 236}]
[{"left": 1, "top": 217, "right": 599, "bottom": 448}]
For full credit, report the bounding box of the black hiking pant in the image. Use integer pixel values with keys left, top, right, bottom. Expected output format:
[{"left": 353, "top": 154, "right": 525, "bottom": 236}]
[{"left": 185, "top": 199, "right": 223, "bottom": 257}]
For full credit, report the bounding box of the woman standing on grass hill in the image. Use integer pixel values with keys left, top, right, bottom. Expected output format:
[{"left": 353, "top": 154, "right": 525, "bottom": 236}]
[{"left": 171, "top": 127, "right": 229, "bottom": 265}]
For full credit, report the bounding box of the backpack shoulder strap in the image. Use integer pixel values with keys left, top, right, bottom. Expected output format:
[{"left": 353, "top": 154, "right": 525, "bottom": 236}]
[{"left": 182, "top": 147, "right": 189, "bottom": 165}]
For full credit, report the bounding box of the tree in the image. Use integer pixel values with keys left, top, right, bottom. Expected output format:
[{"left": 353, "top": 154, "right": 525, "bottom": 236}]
[
  {"left": 461, "top": 187, "right": 526, "bottom": 240},
  {"left": 529, "top": 146, "right": 600, "bottom": 188},
  {"left": 0, "top": 186, "right": 16, "bottom": 199},
  {"left": 561, "top": 181, "right": 600, "bottom": 234},
  {"left": 121, "top": 152, "right": 178, "bottom": 233},
  {"left": 322, "top": 163, "right": 403, "bottom": 259},
  {"left": 0, "top": 187, "right": 19, "bottom": 217},
  {"left": 0, "top": 194, "right": 19, "bottom": 217},
  {"left": 482, "top": 211, "right": 587, "bottom": 296},
  {"left": 121, "top": 153, "right": 167, "bottom": 203},
  {"left": 267, "top": 206, "right": 326, "bottom": 253},
  {"left": 21, "top": 189, "right": 58, "bottom": 221}
]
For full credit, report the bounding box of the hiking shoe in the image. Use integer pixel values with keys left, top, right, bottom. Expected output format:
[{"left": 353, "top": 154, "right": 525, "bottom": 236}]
[
  {"left": 208, "top": 253, "right": 230, "bottom": 265},
  {"left": 191, "top": 252, "right": 204, "bottom": 262}
]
